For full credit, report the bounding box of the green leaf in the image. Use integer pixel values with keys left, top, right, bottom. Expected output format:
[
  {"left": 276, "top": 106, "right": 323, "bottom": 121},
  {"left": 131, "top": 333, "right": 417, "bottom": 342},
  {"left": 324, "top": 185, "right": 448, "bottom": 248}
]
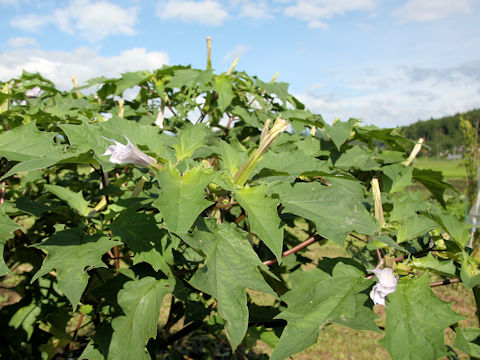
[
  {"left": 174, "top": 124, "right": 209, "bottom": 161},
  {"left": 279, "top": 109, "right": 315, "bottom": 122},
  {"left": 15, "top": 196, "right": 53, "bottom": 217},
  {"left": 413, "top": 168, "right": 455, "bottom": 207},
  {"left": 453, "top": 327, "right": 480, "bottom": 357},
  {"left": 396, "top": 214, "right": 437, "bottom": 243},
  {"left": 368, "top": 235, "right": 407, "bottom": 252},
  {"left": 59, "top": 121, "right": 113, "bottom": 168},
  {"left": 108, "top": 276, "right": 173, "bottom": 360},
  {"left": 153, "top": 166, "right": 213, "bottom": 233},
  {"left": 183, "top": 219, "right": 276, "bottom": 350},
  {"left": 0, "top": 209, "right": 20, "bottom": 276},
  {"left": 167, "top": 68, "right": 212, "bottom": 89},
  {"left": 256, "top": 79, "right": 289, "bottom": 104},
  {"left": 214, "top": 75, "right": 234, "bottom": 112},
  {"left": 218, "top": 140, "right": 240, "bottom": 177},
  {"left": 115, "top": 70, "right": 152, "bottom": 94},
  {"left": 110, "top": 208, "right": 176, "bottom": 275},
  {"left": 2, "top": 158, "right": 57, "bottom": 180},
  {"left": 256, "top": 149, "right": 331, "bottom": 177},
  {"left": 32, "top": 228, "right": 118, "bottom": 309},
  {"left": 270, "top": 262, "right": 378, "bottom": 360},
  {"left": 334, "top": 145, "right": 379, "bottom": 171},
  {"left": 390, "top": 191, "right": 428, "bottom": 223},
  {"left": 246, "top": 326, "right": 279, "bottom": 349},
  {"left": 323, "top": 118, "right": 356, "bottom": 150},
  {"left": 0, "top": 121, "right": 60, "bottom": 161},
  {"left": 231, "top": 105, "right": 261, "bottom": 127},
  {"left": 9, "top": 301, "right": 42, "bottom": 340},
  {"left": 427, "top": 211, "right": 471, "bottom": 249},
  {"left": 382, "top": 164, "right": 413, "bottom": 193},
  {"left": 235, "top": 185, "right": 284, "bottom": 261},
  {"left": 460, "top": 253, "right": 480, "bottom": 289},
  {"left": 380, "top": 274, "right": 463, "bottom": 360},
  {"left": 273, "top": 182, "right": 379, "bottom": 246},
  {"left": 410, "top": 253, "right": 456, "bottom": 276},
  {"left": 44, "top": 184, "right": 90, "bottom": 216}
]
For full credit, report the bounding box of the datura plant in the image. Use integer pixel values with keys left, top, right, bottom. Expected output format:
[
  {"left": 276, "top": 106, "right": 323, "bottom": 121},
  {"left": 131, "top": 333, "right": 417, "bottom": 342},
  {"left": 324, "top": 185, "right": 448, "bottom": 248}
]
[{"left": 0, "top": 62, "right": 478, "bottom": 360}]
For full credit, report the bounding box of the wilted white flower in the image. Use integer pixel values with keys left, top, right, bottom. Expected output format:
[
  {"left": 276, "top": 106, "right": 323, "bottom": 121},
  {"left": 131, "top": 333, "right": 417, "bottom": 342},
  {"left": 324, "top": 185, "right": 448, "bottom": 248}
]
[
  {"left": 26, "top": 86, "right": 42, "bottom": 98},
  {"left": 102, "top": 136, "right": 158, "bottom": 168},
  {"left": 368, "top": 268, "right": 398, "bottom": 306}
]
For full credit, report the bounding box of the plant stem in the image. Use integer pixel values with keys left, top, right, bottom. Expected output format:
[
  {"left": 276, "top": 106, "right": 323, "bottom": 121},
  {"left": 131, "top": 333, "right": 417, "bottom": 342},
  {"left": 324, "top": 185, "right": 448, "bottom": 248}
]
[
  {"left": 234, "top": 213, "right": 246, "bottom": 224},
  {"left": 263, "top": 235, "right": 322, "bottom": 266},
  {"left": 68, "top": 312, "right": 85, "bottom": 351},
  {"left": 430, "top": 278, "right": 460, "bottom": 287},
  {"left": 112, "top": 246, "right": 120, "bottom": 270}
]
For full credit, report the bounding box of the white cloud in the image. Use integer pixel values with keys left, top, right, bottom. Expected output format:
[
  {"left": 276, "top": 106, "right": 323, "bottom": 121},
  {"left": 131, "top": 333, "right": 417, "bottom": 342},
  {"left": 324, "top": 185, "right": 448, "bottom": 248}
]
[
  {"left": 238, "top": 0, "right": 271, "bottom": 19},
  {"left": 10, "top": 0, "right": 138, "bottom": 41},
  {"left": 222, "top": 44, "right": 249, "bottom": 63},
  {"left": 308, "top": 19, "right": 329, "bottom": 29},
  {"left": 284, "top": 0, "right": 378, "bottom": 28},
  {"left": 0, "top": 0, "right": 19, "bottom": 5},
  {"left": 393, "top": 0, "right": 474, "bottom": 23},
  {"left": 6, "top": 36, "right": 38, "bottom": 48},
  {"left": 298, "top": 62, "right": 480, "bottom": 128},
  {"left": 157, "top": 0, "right": 228, "bottom": 26},
  {"left": 10, "top": 13, "right": 50, "bottom": 32},
  {"left": 0, "top": 47, "right": 169, "bottom": 90}
]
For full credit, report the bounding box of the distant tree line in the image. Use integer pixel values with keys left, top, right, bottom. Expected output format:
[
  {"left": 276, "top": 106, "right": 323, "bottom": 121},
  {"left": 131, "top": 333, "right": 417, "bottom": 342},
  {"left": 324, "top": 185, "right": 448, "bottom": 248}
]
[{"left": 401, "top": 109, "right": 480, "bottom": 157}]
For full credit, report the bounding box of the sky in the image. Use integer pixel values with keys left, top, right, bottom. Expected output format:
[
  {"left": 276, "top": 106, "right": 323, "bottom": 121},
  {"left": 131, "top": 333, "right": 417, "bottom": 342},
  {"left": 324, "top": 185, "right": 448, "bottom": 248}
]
[{"left": 0, "top": 0, "right": 479, "bottom": 128}]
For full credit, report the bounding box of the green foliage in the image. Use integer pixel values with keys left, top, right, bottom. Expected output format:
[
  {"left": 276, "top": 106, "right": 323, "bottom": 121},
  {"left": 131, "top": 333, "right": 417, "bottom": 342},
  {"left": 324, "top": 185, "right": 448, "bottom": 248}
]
[
  {"left": 31, "top": 228, "right": 118, "bottom": 309},
  {"left": 380, "top": 274, "right": 463, "bottom": 360},
  {"left": 183, "top": 219, "right": 276, "bottom": 350},
  {"left": 270, "top": 261, "right": 378, "bottom": 360},
  {"left": 0, "top": 65, "right": 476, "bottom": 360},
  {"left": 272, "top": 182, "right": 379, "bottom": 246},
  {"left": 234, "top": 185, "right": 284, "bottom": 261}
]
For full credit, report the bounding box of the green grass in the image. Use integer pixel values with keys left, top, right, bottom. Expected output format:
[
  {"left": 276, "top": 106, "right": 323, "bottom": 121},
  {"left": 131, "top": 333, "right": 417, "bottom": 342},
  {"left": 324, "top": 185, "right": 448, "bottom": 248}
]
[{"left": 414, "top": 158, "right": 466, "bottom": 179}]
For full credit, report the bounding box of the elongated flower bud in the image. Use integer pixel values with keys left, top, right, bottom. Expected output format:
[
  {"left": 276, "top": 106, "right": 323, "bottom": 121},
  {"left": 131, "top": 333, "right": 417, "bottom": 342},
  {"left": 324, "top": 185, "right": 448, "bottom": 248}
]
[
  {"left": 371, "top": 178, "right": 384, "bottom": 227},
  {"left": 234, "top": 118, "right": 289, "bottom": 186},
  {"left": 403, "top": 138, "right": 424, "bottom": 166}
]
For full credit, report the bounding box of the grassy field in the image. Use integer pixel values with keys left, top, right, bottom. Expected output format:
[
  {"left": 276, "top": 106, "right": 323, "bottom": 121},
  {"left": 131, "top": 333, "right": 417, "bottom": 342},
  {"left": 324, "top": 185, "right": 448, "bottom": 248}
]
[{"left": 414, "top": 158, "right": 466, "bottom": 179}]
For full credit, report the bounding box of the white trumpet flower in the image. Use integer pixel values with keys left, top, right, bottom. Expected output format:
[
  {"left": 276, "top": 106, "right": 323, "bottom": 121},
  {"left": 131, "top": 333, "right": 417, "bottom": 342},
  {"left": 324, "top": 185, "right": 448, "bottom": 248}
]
[
  {"left": 369, "top": 268, "right": 398, "bottom": 306},
  {"left": 102, "top": 136, "right": 158, "bottom": 168}
]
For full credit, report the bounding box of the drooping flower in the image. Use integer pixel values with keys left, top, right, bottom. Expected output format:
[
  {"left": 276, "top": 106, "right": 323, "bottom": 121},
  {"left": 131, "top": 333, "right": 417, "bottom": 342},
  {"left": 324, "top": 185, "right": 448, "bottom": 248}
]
[
  {"left": 102, "top": 136, "right": 158, "bottom": 168},
  {"left": 368, "top": 267, "right": 398, "bottom": 306}
]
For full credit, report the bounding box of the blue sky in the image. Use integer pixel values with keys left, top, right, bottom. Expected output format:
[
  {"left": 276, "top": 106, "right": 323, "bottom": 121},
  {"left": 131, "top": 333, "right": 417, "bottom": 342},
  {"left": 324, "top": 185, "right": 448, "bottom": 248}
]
[{"left": 0, "top": 0, "right": 479, "bottom": 127}]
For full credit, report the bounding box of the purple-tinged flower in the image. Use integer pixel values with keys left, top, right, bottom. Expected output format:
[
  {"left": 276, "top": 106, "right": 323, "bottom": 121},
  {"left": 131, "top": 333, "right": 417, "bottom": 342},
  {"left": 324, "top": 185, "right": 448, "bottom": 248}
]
[
  {"left": 102, "top": 136, "right": 158, "bottom": 168},
  {"left": 26, "top": 86, "right": 42, "bottom": 98},
  {"left": 369, "top": 268, "right": 398, "bottom": 306}
]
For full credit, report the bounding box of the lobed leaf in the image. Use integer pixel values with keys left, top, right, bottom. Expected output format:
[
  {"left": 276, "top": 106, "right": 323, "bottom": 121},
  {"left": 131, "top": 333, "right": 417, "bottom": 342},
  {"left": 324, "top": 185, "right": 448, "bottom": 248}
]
[
  {"left": 31, "top": 228, "right": 118, "bottom": 309},
  {"left": 270, "top": 261, "right": 378, "bottom": 360},
  {"left": 380, "top": 274, "right": 463, "bottom": 360},
  {"left": 182, "top": 219, "right": 276, "bottom": 350}
]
